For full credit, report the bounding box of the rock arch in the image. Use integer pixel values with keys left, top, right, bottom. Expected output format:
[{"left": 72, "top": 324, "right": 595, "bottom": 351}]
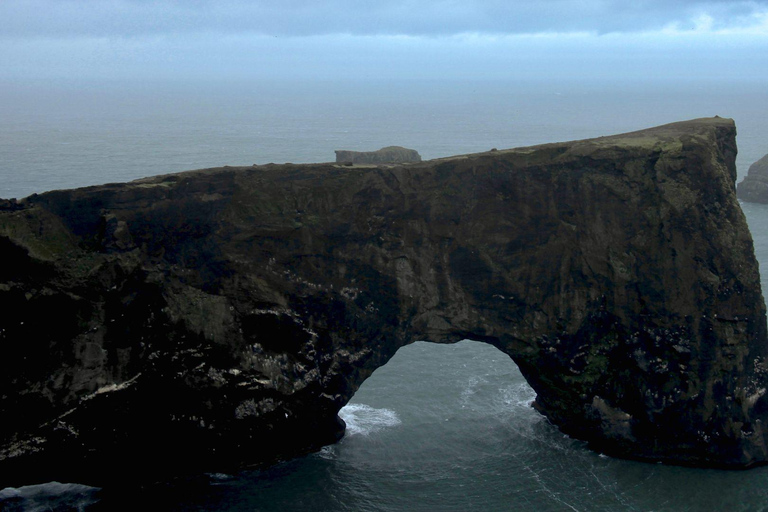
[{"left": 0, "top": 118, "right": 766, "bottom": 487}]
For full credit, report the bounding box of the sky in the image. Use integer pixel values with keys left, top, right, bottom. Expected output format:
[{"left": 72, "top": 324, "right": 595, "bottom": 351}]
[{"left": 2, "top": 0, "right": 768, "bottom": 84}]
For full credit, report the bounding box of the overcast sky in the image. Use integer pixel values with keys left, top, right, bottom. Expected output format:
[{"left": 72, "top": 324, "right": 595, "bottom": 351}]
[{"left": 2, "top": 0, "right": 768, "bottom": 83}]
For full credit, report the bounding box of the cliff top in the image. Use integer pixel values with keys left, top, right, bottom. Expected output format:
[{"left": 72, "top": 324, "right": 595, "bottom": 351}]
[
  {"left": 0, "top": 117, "right": 730, "bottom": 202},
  {"left": 119, "top": 117, "right": 732, "bottom": 188}
]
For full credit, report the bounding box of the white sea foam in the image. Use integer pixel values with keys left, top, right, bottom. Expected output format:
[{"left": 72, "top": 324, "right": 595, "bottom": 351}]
[
  {"left": 460, "top": 375, "right": 488, "bottom": 408},
  {"left": 316, "top": 445, "right": 338, "bottom": 460},
  {"left": 501, "top": 382, "right": 537, "bottom": 409},
  {"left": 339, "top": 403, "right": 401, "bottom": 436},
  {"left": 206, "top": 472, "right": 234, "bottom": 483},
  {"left": 0, "top": 482, "right": 100, "bottom": 511}
]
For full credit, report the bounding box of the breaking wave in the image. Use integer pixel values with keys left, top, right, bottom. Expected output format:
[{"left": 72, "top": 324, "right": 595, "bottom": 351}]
[
  {"left": 0, "top": 482, "right": 100, "bottom": 512},
  {"left": 339, "top": 403, "right": 401, "bottom": 436}
]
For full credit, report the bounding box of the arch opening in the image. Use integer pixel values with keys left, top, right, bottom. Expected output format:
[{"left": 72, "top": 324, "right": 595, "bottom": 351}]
[{"left": 338, "top": 340, "right": 548, "bottom": 460}]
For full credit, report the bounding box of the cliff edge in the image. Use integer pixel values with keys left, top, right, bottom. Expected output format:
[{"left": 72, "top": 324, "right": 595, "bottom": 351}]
[{"left": 1, "top": 118, "right": 766, "bottom": 487}]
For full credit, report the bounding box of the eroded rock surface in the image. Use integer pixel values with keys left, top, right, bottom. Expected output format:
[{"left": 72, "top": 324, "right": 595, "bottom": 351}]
[
  {"left": 1, "top": 118, "right": 766, "bottom": 487},
  {"left": 738, "top": 153, "right": 768, "bottom": 203},
  {"left": 335, "top": 146, "right": 421, "bottom": 164}
]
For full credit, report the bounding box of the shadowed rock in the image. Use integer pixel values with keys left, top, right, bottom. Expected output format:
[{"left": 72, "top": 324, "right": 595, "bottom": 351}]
[
  {"left": 1, "top": 118, "right": 766, "bottom": 488},
  {"left": 738, "top": 153, "right": 768, "bottom": 203},
  {"left": 335, "top": 146, "right": 421, "bottom": 164}
]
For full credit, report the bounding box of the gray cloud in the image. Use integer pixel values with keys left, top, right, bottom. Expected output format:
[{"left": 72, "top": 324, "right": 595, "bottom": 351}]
[
  {"left": 3, "top": 0, "right": 768, "bottom": 86},
  {"left": 3, "top": 28, "right": 768, "bottom": 85},
  {"left": 2, "top": 0, "right": 768, "bottom": 39}
]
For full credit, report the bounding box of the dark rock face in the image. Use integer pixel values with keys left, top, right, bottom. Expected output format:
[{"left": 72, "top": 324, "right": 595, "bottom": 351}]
[
  {"left": 738, "top": 153, "right": 768, "bottom": 203},
  {"left": 335, "top": 146, "right": 421, "bottom": 164},
  {"left": 1, "top": 118, "right": 767, "bottom": 487}
]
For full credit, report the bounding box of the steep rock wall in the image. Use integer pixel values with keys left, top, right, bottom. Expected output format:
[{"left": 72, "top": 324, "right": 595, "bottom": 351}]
[{"left": 1, "top": 118, "right": 766, "bottom": 487}]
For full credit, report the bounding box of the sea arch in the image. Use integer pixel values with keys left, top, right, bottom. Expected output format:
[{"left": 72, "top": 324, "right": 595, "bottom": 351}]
[{"left": 1, "top": 118, "right": 767, "bottom": 487}]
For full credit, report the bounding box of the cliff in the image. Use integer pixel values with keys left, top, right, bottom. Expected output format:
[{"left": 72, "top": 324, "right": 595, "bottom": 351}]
[
  {"left": 335, "top": 146, "right": 421, "bottom": 164},
  {"left": 738, "top": 153, "right": 768, "bottom": 203},
  {"left": 1, "top": 118, "right": 766, "bottom": 487}
]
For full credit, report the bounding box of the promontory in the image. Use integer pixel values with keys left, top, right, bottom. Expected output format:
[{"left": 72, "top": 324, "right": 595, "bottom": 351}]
[{"left": 1, "top": 117, "right": 766, "bottom": 488}]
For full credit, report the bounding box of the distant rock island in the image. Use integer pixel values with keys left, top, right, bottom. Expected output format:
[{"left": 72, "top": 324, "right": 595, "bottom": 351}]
[
  {"left": 335, "top": 146, "right": 421, "bottom": 164},
  {"left": 1, "top": 118, "right": 766, "bottom": 488},
  {"left": 738, "top": 153, "right": 768, "bottom": 203}
]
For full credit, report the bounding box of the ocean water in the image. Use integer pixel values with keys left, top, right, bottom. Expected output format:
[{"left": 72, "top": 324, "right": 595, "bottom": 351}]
[{"left": 1, "top": 79, "right": 768, "bottom": 511}]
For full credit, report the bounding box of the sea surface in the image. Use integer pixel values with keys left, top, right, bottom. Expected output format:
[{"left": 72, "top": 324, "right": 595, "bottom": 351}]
[{"left": 1, "top": 79, "right": 767, "bottom": 511}]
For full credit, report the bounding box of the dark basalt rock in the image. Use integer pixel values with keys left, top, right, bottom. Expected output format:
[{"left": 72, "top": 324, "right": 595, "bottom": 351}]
[
  {"left": 335, "top": 146, "right": 421, "bottom": 164},
  {"left": 738, "top": 153, "right": 768, "bottom": 203},
  {"left": 1, "top": 118, "right": 766, "bottom": 488}
]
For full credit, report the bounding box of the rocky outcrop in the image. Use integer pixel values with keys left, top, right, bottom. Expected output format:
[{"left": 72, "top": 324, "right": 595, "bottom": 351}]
[
  {"left": 738, "top": 153, "right": 768, "bottom": 203},
  {"left": 335, "top": 146, "right": 421, "bottom": 164},
  {"left": 1, "top": 118, "right": 766, "bottom": 488}
]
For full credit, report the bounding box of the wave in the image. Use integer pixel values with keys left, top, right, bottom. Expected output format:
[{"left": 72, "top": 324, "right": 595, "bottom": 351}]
[
  {"left": 339, "top": 403, "right": 401, "bottom": 436},
  {"left": 500, "top": 382, "right": 537, "bottom": 409},
  {"left": 0, "top": 482, "right": 100, "bottom": 511}
]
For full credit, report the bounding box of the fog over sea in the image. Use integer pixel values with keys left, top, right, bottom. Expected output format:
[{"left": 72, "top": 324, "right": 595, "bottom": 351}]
[{"left": 1, "top": 79, "right": 768, "bottom": 511}]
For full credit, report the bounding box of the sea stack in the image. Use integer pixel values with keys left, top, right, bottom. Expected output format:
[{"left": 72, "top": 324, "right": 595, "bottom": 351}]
[
  {"left": 1, "top": 118, "right": 766, "bottom": 487},
  {"left": 738, "top": 153, "right": 768, "bottom": 203},
  {"left": 335, "top": 146, "right": 421, "bottom": 164}
]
